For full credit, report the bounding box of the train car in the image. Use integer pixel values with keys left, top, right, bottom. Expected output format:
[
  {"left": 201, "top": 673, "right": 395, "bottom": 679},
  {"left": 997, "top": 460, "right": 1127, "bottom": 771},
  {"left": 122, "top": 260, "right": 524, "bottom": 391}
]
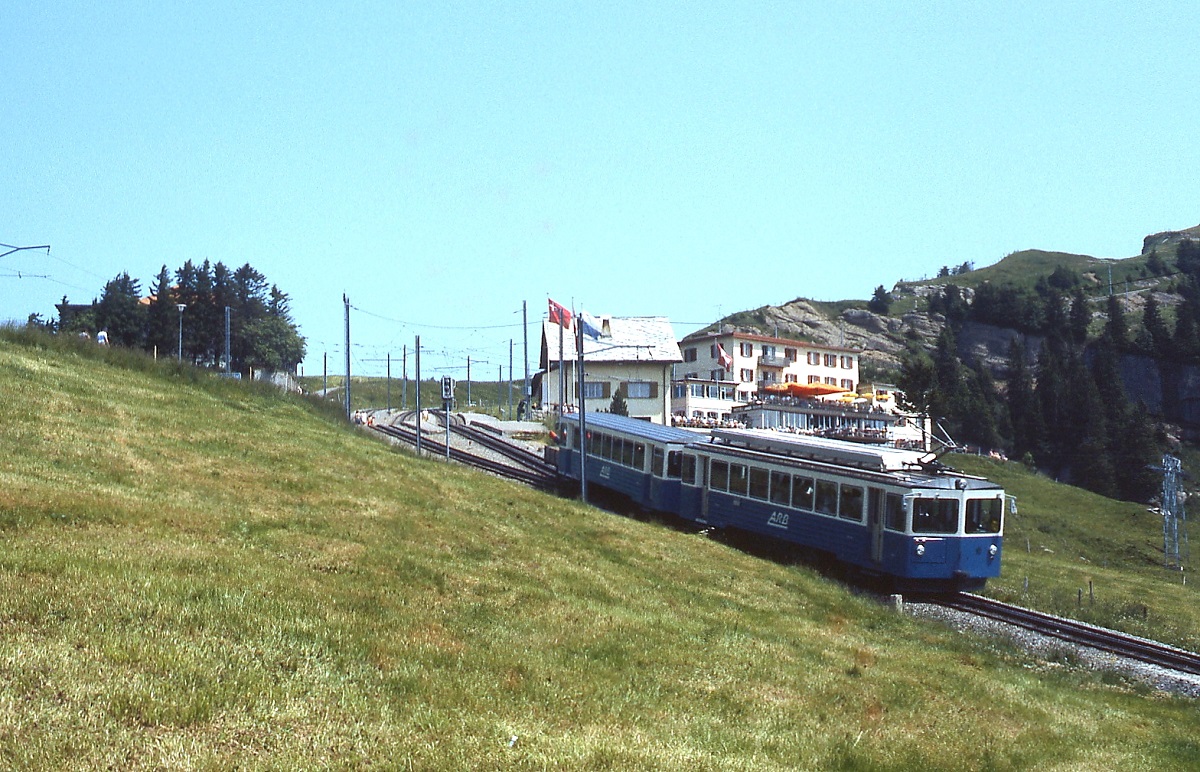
[
  {"left": 551, "top": 412, "right": 1007, "bottom": 592},
  {"left": 547, "top": 411, "right": 702, "bottom": 514}
]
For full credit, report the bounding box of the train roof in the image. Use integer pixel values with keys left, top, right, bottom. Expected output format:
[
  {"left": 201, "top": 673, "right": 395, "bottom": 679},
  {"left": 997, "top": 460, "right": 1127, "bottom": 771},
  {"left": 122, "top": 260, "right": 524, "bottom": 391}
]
[
  {"left": 560, "top": 411, "right": 703, "bottom": 445},
  {"left": 710, "top": 428, "right": 932, "bottom": 473}
]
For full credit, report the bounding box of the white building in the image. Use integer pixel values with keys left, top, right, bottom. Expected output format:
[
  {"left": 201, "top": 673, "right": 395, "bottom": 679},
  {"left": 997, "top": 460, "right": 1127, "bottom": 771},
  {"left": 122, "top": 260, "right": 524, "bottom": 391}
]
[
  {"left": 673, "top": 330, "right": 861, "bottom": 422},
  {"left": 540, "top": 316, "right": 682, "bottom": 424}
]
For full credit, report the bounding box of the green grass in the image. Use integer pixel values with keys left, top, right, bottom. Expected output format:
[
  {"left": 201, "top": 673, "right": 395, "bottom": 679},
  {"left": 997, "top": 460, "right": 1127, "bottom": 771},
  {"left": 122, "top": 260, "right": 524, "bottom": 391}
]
[{"left": 3, "top": 327, "right": 1200, "bottom": 768}]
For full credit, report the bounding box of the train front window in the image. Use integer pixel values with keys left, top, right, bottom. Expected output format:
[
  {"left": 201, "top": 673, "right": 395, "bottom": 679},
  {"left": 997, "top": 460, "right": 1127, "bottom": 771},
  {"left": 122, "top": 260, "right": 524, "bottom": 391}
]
[
  {"left": 966, "top": 498, "right": 1003, "bottom": 534},
  {"left": 913, "top": 498, "right": 959, "bottom": 534}
]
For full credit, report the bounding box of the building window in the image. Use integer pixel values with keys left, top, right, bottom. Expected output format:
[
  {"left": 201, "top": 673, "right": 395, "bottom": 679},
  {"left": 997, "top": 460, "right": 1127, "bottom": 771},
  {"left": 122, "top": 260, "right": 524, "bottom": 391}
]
[
  {"left": 690, "top": 384, "right": 705, "bottom": 397},
  {"left": 785, "top": 348, "right": 797, "bottom": 361},
  {"left": 841, "top": 355, "right": 854, "bottom": 369},
  {"left": 762, "top": 345, "right": 776, "bottom": 358},
  {"left": 825, "top": 377, "right": 837, "bottom": 385},
  {"left": 672, "top": 384, "right": 686, "bottom": 398},
  {"left": 841, "top": 379, "right": 854, "bottom": 390},
  {"left": 710, "top": 369, "right": 724, "bottom": 381},
  {"left": 824, "top": 354, "right": 837, "bottom": 368},
  {"left": 740, "top": 342, "right": 753, "bottom": 357},
  {"left": 626, "top": 381, "right": 652, "bottom": 399},
  {"left": 710, "top": 344, "right": 717, "bottom": 358},
  {"left": 740, "top": 368, "right": 754, "bottom": 382},
  {"left": 784, "top": 373, "right": 797, "bottom": 383},
  {"left": 808, "top": 375, "right": 821, "bottom": 384},
  {"left": 683, "top": 347, "right": 697, "bottom": 362},
  {"left": 807, "top": 352, "right": 820, "bottom": 365},
  {"left": 583, "top": 382, "right": 605, "bottom": 399}
]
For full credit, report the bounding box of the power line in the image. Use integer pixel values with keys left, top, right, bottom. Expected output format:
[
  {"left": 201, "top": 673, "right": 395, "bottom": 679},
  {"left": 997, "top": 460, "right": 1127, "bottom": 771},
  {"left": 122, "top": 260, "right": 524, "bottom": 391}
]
[{"left": 349, "top": 303, "right": 525, "bottom": 331}]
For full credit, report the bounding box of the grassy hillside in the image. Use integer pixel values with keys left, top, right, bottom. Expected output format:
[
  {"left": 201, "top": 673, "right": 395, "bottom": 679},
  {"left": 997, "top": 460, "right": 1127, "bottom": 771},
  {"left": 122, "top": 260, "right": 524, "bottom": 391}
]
[{"left": 2, "top": 328, "right": 1200, "bottom": 769}]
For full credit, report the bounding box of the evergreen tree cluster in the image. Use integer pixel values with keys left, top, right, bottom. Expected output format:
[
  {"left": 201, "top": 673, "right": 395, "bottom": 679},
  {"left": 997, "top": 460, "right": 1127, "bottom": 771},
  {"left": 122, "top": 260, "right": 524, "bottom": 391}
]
[
  {"left": 900, "top": 283, "right": 1163, "bottom": 502},
  {"left": 52, "top": 260, "right": 305, "bottom": 374}
]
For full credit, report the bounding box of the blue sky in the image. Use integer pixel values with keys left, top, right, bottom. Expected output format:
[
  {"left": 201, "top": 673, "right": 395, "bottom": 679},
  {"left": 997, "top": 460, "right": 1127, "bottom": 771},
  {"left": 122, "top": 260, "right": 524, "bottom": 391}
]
[{"left": 4, "top": 2, "right": 1199, "bottom": 379}]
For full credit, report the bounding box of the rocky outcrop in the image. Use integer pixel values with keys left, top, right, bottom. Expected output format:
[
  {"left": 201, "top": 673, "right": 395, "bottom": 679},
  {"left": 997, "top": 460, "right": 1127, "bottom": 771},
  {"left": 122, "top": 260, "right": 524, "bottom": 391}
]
[{"left": 1143, "top": 225, "right": 1200, "bottom": 254}]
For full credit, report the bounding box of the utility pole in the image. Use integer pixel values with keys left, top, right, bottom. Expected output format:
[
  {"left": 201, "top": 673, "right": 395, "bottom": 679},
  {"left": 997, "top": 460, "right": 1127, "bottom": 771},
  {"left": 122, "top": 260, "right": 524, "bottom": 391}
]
[
  {"left": 577, "top": 317, "right": 588, "bottom": 503},
  {"left": 323, "top": 352, "right": 327, "bottom": 397},
  {"left": 509, "top": 338, "right": 514, "bottom": 421},
  {"left": 402, "top": 344, "right": 408, "bottom": 410},
  {"left": 343, "top": 294, "right": 352, "bottom": 421},
  {"left": 386, "top": 352, "right": 391, "bottom": 411},
  {"left": 467, "top": 356, "right": 472, "bottom": 407},
  {"left": 523, "top": 300, "right": 530, "bottom": 414},
  {"left": 224, "top": 306, "right": 232, "bottom": 373},
  {"left": 415, "top": 336, "right": 422, "bottom": 455}
]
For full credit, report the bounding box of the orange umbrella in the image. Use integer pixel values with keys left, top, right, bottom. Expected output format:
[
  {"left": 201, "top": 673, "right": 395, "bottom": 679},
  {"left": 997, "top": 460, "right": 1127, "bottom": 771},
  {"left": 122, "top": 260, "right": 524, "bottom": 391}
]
[{"left": 786, "top": 382, "right": 849, "bottom": 398}]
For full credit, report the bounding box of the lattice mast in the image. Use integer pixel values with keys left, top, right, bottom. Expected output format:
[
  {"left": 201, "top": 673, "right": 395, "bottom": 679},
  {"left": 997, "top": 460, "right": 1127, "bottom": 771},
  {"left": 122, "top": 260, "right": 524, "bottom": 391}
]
[{"left": 1154, "top": 454, "right": 1187, "bottom": 570}]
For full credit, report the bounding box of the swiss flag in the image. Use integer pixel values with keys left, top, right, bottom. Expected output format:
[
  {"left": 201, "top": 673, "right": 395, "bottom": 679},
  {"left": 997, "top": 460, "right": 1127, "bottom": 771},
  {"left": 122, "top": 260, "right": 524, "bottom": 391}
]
[
  {"left": 718, "top": 343, "right": 733, "bottom": 370},
  {"left": 548, "top": 298, "right": 573, "bottom": 328}
]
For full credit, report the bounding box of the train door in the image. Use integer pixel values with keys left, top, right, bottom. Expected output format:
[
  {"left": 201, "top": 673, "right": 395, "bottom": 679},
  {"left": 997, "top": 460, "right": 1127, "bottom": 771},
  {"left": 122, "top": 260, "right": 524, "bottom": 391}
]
[
  {"left": 868, "top": 487, "right": 884, "bottom": 563},
  {"left": 698, "top": 456, "right": 710, "bottom": 523}
]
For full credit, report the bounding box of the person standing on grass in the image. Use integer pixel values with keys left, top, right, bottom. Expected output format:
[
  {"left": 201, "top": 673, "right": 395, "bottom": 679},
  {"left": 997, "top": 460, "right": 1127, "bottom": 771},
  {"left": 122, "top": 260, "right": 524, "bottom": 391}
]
[{"left": 96, "top": 329, "right": 109, "bottom": 346}]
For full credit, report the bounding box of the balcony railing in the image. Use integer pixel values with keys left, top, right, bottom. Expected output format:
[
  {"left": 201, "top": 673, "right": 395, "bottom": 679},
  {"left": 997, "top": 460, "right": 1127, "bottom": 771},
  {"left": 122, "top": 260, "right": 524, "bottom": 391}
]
[{"left": 757, "top": 354, "right": 790, "bottom": 368}]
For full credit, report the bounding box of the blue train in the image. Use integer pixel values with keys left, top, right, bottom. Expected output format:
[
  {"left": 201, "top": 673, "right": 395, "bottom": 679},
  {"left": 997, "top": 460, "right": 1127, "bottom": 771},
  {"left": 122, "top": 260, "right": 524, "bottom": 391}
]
[{"left": 547, "top": 411, "right": 1008, "bottom": 592}]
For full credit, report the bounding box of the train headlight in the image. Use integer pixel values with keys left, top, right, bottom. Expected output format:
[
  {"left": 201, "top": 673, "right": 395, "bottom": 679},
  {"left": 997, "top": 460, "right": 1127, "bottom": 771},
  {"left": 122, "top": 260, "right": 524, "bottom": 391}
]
[
  {"left": 988, "top": 544, "right": 998, "bottom": 558},
  {"left": 915, "top": 544, "right": 925, "bottom": 557}
]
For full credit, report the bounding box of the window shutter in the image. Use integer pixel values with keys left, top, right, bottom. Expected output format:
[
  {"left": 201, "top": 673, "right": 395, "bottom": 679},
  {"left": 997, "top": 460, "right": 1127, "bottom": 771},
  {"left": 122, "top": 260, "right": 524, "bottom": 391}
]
[
  {"left": 649, "top": 382, "right": 659, "bottom": 398},
  {"left": 603, "top": 382, "right": 611, "bottom": 398}
]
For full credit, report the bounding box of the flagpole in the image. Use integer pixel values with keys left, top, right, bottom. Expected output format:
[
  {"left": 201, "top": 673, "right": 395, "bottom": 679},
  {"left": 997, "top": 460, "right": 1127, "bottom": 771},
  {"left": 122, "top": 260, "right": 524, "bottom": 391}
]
[
  {"left": 558, "top": 318, "right": 565, "bottom": 416},
  {"left": 577, "top": 308, "right": 587, "bottom": 504}
]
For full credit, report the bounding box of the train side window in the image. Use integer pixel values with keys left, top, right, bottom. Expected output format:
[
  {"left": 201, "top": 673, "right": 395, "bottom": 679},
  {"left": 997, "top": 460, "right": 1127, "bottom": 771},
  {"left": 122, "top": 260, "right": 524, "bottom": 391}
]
[
  {"left": 667, "top": 451, "right": 682, "bottom": 479},
  {"left": 711, "top": 460, "right": 729, "bottom": 491},
  {"left": 749, "top": 467, "right": 770, "bottom": 500},
  {"left": 966, "top": 498, "right": 1003, "bottom": 534},
  {"left": 815, "top": 480, "right": 838, "bottom": 516},
  {"left": 599, "top": 433, "right": 610, "bottom": 459},
  {"left": 884, "top": 493, "right": 905, "bottom": 531},
  {"left": 681, "top": 454, "right": 697, "bottom": 484},
  {"left": 839, "top": 485, "right": 864, "bottom": 522},
  {"left": 913, "top": 498, "right": 959, "bottom": 534},
  {"left": 652, "top": 447, "right": 665, "bottom": 477},
  {"left": 769, "top": 471, "right": 791, "bottom": 506},
  {"left": 570, "top": 427, "right": 579, "bottom": 448},
  {"left": 729, "top": 464, "right": 749, "bottom": 496},
  {"left": 625, "top": 441, "right": 638, "bottom": 468},
  {"left": 793, "top": 477, "right": 815, "bottom": 510}
]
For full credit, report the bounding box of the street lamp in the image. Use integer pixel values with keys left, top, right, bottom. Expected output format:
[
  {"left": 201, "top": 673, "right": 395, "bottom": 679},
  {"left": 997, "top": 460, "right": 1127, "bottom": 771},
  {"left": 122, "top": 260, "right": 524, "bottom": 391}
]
[{"left": 176, "top": 304, "right": 187, "bottom": 363}]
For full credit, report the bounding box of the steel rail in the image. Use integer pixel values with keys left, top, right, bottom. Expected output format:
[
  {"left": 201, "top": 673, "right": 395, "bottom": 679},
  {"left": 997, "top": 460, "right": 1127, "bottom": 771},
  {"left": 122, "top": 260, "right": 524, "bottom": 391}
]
[
  {"left": 370, "top": 419, "right": 558, "bottom": 491},
  {"left": 933, "top": 593, "right": 1200, "bottom": 675}
]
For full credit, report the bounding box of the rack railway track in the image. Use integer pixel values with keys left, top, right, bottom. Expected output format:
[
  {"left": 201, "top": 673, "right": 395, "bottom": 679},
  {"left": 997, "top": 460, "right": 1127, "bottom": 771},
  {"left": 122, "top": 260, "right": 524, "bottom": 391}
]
[
  {"left": 928, "top": 592, "right": 1200, "bottom": 676},
  {"left": 369, "top": 411, "right": 558, "bottom": 491}
]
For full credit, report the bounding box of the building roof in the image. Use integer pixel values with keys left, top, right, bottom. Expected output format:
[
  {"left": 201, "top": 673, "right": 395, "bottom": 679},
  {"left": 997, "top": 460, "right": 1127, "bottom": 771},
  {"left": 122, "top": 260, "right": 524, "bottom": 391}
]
[{"left": 541, "top": 316, "right": 683, "bottom": 367}]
